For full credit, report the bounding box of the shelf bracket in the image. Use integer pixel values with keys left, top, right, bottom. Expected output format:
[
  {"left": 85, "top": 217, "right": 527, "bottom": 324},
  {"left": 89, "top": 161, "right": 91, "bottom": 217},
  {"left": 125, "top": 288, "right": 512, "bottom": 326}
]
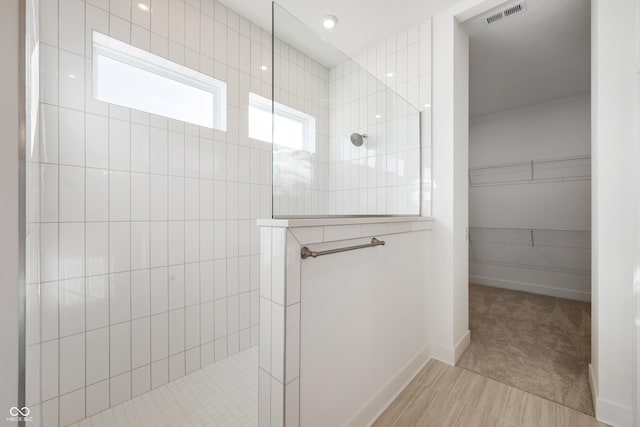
[{"left": 530, "top": 160, "right": 534, "bottom": 181}]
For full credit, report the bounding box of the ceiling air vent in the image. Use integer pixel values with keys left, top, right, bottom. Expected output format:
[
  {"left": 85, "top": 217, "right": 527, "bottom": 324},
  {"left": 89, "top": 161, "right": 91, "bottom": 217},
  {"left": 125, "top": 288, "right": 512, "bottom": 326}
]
[
  {"left": 484, "top": 1, "right": 526, "bottom": 25},
  {"left": 485, "top": 11, "right": 504, "bottom": 24},
  {"left": 503, "top": 3, "right": 524, "bottom": 17}
]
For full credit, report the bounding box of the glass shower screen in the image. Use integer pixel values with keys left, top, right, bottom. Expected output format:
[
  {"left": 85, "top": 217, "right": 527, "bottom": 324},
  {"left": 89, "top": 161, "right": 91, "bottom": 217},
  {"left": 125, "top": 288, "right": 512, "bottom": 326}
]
[{"left": 270, "top": 3, "right": 421, "bottom": 217}]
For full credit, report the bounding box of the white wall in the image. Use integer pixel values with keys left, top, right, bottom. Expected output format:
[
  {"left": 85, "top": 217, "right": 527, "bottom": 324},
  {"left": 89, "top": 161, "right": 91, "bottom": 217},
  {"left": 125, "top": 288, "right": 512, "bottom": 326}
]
[
  {"left": 470, "top": 182, "right": 591, "bottom": 229},
  {"left": 299, "top": 230, "right": 430, "bottom": 426},
  {"left": 452, "top": 20, "right": 470, "bottom": 348},
  {"left": 468, "top": 94, "right": 592, "bottom": 300},
  {"left": 428, "top": 8, "right": 471, "bottom": 364},
  {"left": 469, "top": 94, "right": 591, "bottom": 168},
  {"left": 0, "top": 0, "right": 21, "bottom": 423},
  {"left": 591, "top": 0, "right": 637, "bottom": 425}
]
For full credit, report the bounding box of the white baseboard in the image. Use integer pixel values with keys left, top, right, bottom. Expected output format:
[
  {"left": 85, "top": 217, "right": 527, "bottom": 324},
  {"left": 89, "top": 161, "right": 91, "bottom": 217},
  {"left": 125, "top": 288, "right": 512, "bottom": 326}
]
[
  {"left": 588, "top": 363, "right": 633, "bottom": 427},
  {"left": 430, "top": 343, "right": 453, "bottom": 365},
  {"left": 470, "top": 275, "right": 591, "bottom": 302},
  {"left": 346, "top": 346, "right": 432, "bottom": 427},
  {"left": 588, "top": 364, "right": 597, "bottom": 413},
  {"left": 431, "top": 330, "right": 471, "bottom": 366},
  {"left": 454, "top": 330, "right": 471, "bottom": 363}
]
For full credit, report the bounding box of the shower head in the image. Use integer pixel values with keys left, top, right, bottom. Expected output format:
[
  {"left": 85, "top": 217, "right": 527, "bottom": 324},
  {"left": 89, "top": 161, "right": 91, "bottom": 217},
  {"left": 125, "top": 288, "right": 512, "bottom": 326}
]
[{"left": 350, "top": 133, "right": 367, "bottom": 147}]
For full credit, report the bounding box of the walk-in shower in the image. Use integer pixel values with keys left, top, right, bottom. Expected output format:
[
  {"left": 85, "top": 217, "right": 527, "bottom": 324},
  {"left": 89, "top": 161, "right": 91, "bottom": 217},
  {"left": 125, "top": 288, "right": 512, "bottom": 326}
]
[{"left": 21, "top": 0, "right": 430, "bottom": 425}]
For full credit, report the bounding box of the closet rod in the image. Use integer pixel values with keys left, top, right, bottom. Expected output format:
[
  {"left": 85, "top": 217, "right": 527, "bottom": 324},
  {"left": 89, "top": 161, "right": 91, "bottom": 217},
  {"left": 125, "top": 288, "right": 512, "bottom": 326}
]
[
  {"left": 468, "top": 154, "right": 591, "bottom": 172},
  {"left": 469, "top": 226, "right": 590, "bottom": 234}
]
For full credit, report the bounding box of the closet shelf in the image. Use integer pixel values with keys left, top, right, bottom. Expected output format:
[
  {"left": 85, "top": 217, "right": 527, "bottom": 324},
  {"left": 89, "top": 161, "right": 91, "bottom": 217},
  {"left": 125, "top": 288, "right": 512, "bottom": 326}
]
[
  {"left": 469, "top": 155, "right": 591, "bottom": 187},
  {"left": 469, "top": 226, "right": 591, "bottom": 234},
  {"left": 468, "top": 226, "right": 591, "bottom": 274},
  {"left": 468, "top": 259, "right": 591, "bottom": 275}
]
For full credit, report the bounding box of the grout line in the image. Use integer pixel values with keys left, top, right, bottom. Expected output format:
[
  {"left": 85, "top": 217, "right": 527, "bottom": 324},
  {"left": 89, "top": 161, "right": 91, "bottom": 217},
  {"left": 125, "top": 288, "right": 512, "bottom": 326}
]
[
  {"left": 129, "top": 72, "right": 134, "bottom": 404},
  {"left": 35, "top": 314, "right": 259, "bottom": 344},
  {"left": 147, "top": 54, "right": 153, "bottom": 395},
  {"left": 55, "top": 1, "right": 61, "bottom": 424},
  {"left": 197, "top": 128, "right": 202, "bottom": 371},
  {"left": 105, "top": 3, "right": 113, "bottom": 418},
  {"left": 165, "top": 111, "right": 170, "bottom": 384},
  {"left": 182, "top": 121, "right": 188, "bottom": 377}
]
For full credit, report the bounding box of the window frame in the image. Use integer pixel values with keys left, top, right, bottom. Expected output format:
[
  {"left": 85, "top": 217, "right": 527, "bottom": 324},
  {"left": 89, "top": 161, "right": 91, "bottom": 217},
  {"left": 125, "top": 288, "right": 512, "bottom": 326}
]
[{"left": 92, "top": 31, "right": 227, "bottom": 130}]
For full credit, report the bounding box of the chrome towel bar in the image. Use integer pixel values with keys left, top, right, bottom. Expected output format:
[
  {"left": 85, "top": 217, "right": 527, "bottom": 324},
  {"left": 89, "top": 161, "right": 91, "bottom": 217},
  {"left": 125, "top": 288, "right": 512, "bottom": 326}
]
[{"left": 300, "top": 237, "right": 385, "bottom": 259}]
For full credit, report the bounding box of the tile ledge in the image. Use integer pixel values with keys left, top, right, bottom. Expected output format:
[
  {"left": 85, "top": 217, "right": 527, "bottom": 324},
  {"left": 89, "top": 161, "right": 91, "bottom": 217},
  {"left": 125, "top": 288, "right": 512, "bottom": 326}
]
[{"left": 257, "top": 216, "right": 433, "bottom": 228}]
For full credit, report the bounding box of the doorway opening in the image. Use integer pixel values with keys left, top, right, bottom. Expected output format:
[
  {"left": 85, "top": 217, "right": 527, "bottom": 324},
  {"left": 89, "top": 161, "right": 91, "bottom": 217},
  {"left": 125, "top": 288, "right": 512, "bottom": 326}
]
[{"left": 459, "top": 0, "right": 593, "bottom": 416}]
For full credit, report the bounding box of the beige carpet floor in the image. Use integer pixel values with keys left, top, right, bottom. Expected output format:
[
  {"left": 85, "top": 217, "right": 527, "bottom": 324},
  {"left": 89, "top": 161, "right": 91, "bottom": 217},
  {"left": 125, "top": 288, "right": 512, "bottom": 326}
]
[{"left": 458, "top": 284, "right": 594, "bottom": 416}]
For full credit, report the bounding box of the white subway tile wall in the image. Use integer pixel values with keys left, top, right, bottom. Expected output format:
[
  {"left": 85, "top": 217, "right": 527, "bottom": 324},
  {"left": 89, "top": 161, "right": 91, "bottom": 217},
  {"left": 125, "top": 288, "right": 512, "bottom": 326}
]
[
  {"left": 271, "top": 15, "right": 432, "bottom": 217},
  {"left": 327, "top": 60, "right": 421, "bottom": 215},
  {"left": 355, "top": 20, "right": 432, "bottom": 113},
  {"left": 257, "top": 227, "right": 302, "bottom": 427},
  {"left": 24, "top": 0, "right": 322, "bottom": 424},
  {"left": 272, "top": 39, "right": 331, "bottom": 216},
  {"left": 327, "top": 20, "right": 433, "bottom": 216}
]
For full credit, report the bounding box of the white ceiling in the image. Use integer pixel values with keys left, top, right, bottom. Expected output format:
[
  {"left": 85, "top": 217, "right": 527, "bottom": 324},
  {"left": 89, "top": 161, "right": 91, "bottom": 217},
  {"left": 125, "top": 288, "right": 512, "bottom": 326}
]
[
  {"left": 464, "top": 0, "right": 591, "bottom": 118},
  {"left": 271, "top": 4, "right": 346, "bottom": 68},
  {"left": 219, "top": 0, "right": 590, "bottom": 116},
  {"left": 219, "top": 0, "right": 462, "bottom": 57}
]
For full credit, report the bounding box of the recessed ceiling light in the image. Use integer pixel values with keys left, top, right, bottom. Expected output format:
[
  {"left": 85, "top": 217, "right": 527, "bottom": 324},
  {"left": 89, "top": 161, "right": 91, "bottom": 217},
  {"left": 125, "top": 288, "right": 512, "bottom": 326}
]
[
  {"left": 322, "top": 15, "right": 338, "bottom": 29},
  {"left": 68, "top": 74, "right": 77, "bottom": 79},
  {"left": 375, "top": 114, "right": 382, "bottom": 119},
  {"left": 137, "top": 3, "right": 149, "bottom": 11},
  {"left": 423, "top": 103, "right": 431, "bottom": 108},
  {"left": 260, "top": 65, "right": 268, "bottom": 71},
  {"left": 386, "top": 72, "right": 394, "bottom": 78}
]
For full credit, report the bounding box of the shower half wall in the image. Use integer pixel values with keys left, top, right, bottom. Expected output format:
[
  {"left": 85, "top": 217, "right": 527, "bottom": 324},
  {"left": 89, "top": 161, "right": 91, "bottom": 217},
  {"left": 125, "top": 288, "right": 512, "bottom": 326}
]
[{"left": 257, "top": 5, "right": 435, "bottom": 427}]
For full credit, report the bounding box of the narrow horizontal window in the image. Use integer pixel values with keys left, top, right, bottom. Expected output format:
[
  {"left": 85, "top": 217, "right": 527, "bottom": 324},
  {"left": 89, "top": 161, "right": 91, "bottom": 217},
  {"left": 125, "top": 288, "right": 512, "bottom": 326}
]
[
  {"left": 92, "top": 31, "right": 226, "bottom": 130},
  {"left": 249, "top": 93, "right": 316, "bottom": 153}
]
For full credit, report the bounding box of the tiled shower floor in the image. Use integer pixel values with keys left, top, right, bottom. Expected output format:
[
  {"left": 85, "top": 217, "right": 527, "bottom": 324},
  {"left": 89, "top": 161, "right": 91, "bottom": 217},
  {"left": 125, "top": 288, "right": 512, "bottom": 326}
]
[{"left": 69, "top": 347, "right": 258, "bottom": 427}]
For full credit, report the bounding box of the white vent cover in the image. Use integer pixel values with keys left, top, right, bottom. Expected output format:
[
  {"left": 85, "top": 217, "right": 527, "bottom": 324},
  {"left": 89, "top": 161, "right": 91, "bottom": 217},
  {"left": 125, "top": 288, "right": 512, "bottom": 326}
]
[{"left": 483, "top": 1, "right": 527, "bottom": 25}]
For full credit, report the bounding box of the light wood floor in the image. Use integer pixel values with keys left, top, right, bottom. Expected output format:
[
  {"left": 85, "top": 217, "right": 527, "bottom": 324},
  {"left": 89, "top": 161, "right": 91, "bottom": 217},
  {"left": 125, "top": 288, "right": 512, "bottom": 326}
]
[{"left": 372, "top": 359, "right": 608, "bottom": 427}]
